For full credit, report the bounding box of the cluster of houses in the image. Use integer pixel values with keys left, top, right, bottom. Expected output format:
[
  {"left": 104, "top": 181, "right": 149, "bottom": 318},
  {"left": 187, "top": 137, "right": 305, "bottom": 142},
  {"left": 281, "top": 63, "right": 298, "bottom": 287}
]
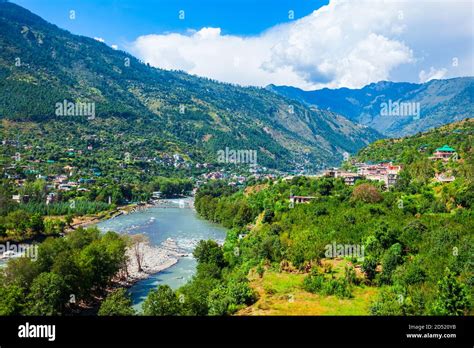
[
  {"left": 3, "top": 135, "right": 460, "bottom": 207},
  {"left": 289, "top": 144, "right": 460, "bottom": 205},
  {"left": 323, "top": 161, "right": 402, "bottom": 188}
]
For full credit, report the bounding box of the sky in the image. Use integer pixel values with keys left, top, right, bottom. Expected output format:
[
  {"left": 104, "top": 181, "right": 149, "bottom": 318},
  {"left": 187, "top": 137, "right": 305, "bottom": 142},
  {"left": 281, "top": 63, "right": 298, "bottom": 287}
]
[{"left": 11, "top": 0, "right": 474, "bottom": 90}]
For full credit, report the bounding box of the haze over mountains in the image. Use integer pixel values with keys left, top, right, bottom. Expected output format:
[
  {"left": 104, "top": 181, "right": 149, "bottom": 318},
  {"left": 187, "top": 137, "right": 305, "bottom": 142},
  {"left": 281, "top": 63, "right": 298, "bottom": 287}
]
[
  {"left": 0, "top": 2, "right": 381, "bottom": 172},
  {"left": 267, "top": 77, "right": 474, "bottom": 137}
]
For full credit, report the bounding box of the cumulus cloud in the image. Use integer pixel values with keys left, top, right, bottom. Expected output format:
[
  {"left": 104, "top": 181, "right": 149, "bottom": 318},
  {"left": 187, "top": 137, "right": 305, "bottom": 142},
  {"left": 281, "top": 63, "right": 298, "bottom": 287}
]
[
  {"left": 94, "top": 37, "right": 105, "bottom": 43},
  {"left": 419, "top": 67, "right": 448, "bottom": 83},
  {"left": 130, "top": 0, "right": 473, "bottom": 89}
]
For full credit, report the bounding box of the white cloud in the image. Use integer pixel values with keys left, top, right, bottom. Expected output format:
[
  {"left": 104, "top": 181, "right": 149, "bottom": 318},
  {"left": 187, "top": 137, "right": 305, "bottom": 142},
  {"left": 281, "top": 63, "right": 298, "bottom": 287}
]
[
  {"left": 130, "top": 0, "right": 473, "bottom": 89},
  {"left": 94, "top": 37, "right": 105, "bottom": 43},
  {"left": 111, "top": 44, "right": 119, "bottom": 50},
  {"left": 419, "top": 67, "right": 448, "bottom": 83}
]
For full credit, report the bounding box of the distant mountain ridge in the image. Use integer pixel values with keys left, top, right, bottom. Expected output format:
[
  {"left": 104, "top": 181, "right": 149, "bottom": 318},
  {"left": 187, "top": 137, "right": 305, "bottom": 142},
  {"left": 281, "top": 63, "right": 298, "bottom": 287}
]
[
  {"left": 267, "top": 77, "right": 474, "bottom": 137},
  {"left": 0, "top": 2, "right": 381, "bottom": 172}
]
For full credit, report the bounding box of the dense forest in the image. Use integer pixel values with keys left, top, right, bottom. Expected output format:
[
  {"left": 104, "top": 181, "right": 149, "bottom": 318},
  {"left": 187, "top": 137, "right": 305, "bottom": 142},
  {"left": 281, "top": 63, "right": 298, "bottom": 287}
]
[{"left": 0, "top": 1, "right": 381, "bottom": 172}]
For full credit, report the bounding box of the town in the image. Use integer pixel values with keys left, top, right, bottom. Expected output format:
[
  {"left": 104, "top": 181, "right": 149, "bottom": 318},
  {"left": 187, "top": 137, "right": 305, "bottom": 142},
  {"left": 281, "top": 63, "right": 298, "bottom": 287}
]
[{"left": 1, "top": 136, "right": 459, "bottom": 207}]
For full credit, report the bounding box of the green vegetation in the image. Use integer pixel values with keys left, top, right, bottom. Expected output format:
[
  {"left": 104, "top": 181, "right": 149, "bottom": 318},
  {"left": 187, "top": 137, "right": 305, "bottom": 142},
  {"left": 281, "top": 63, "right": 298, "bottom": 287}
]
[
  {"left": 139, "top": 240, "right": 257, "bottom": 316},
  {"left": 0, "top": 0, "right": 471, "bottom": 317},
  {"left": 187, "top": 120, "right": 473, "bottom": 315},
  {"left": 98, "top": 288, "right": 136, "bottom": 316},
  {"left": 0, "top": 1, "right": 381, "bottom": 177},
  {"left": 0, "top": 227, "right": 126, "bottom": 315}
]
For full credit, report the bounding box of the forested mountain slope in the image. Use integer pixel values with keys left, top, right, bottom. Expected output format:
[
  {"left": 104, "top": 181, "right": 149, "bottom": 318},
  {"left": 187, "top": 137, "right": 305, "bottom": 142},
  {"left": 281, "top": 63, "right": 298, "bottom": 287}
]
[{"left": 0, "top": 2, "right": 381, "bottom": 171}]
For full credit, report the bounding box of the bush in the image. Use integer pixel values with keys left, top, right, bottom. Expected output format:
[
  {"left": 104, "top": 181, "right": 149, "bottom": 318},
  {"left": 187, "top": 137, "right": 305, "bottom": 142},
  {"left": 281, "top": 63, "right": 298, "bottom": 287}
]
[
  {"left": 362, "top": 257, "right": 378, "bottom": 281},
  {"left": 98, "top": 288, "right": 135, "bottom": 316},
  {"left": 142, "top": 285, "right": 182, "bottom": 316},
  {"left": 25, "top": 272, "right": 68, "bottom": 315},
  {"left": 432, "top": 268, "right": 471, "bottom": 316},
  {"left": 303, "top": 271, "right": 353, "bottom": 299},
  {"left": 351, "top": 184, "right": 383, "bottom": 204}
]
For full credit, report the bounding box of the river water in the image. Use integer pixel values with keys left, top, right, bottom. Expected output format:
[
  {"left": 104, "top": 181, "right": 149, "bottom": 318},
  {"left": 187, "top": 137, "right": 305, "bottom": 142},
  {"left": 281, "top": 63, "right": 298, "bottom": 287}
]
[{"left": 95, "top": 198, "right": 227, "bottom": 311}]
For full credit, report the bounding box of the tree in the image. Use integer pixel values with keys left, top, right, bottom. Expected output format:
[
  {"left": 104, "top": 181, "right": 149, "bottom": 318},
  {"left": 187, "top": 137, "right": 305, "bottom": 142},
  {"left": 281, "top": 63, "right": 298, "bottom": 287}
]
[
  {"left": 0, "top": 284, "right": 25, "bottom": 315},
  {"left": 208, "top": 285, "right": 233, "bottom": 316},
  {"left": 65, "top": 214, "right": 74, "bottom": 228},
  {"left": 77, "top": 240, "right": 117, "bottom": 292},
  {"left": 351, "top": 184, "right": 383, "bottom": 204},
  {"left": 98, "top": 288, "right": 136, "bottom": 316},
  {"left": 51, "top": 251, "right": 82, "bottom": 297},
  {"left": 4, "top": 257, "right": 39, "bottom": 289},
  {"left": 380, "top": 243, "right": 403, "bottom": 284},
  {"left": 432, "top": 268, "right": 471, "bottom": 316},
  {"left": 179, "top": 275, "right": 219, "bottom": 315},
  {"left": 129, "top": 234, "right": 148, "bottom": 272},
  {"left": 193, "top": 240, "right": 226, "bottom": 270},
  {"left": 362, "top": 256, "right": 378, "bottom": 281},
  {"left": 26, "top": 272, "right": 68, "bottom": 315},
  {"left": 142, "top": 285, "right": 182, "bottom": 316}
]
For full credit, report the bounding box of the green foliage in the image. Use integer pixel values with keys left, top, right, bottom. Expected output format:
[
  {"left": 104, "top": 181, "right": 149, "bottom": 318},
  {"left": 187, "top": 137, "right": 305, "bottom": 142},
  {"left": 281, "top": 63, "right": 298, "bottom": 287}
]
[
  {"left": 0, "top": 284, "right": 25, "bottom": 315},
  {"left": 98, "top": 288, "right": 136, "bottom": 316},
  {"left": 25, "top": 272, "right": 68, "bottom": 315},
  {"left": 432, "top": 269, "right": 471, "bottom": 316},
  {"left": 193, "top": 156, "right": 473, "bottom": 315},
  {"left": 361, "top": 257, "right": 378, "bottom": 282},
  {"left": 303, "top": 270, "right": 353, "bottom": 299},
  {"left": 380, "top": 243, "right": 403, "bottom": 284},
  {"left": 142, "top": 285, "right": 182, "bottom": 316},
  {"left": 193, "top": 240, "right": 226, "bottom": 270},
  {"left": 0, "top": 227, "right": 127, "bottom": 315}
]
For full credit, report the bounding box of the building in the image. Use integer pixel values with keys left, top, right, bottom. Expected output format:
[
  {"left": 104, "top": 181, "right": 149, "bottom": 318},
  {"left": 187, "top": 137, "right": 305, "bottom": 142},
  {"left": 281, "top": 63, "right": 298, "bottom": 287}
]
[
  {"left": 430, "top": 145, "right": 456, "bottom": 161},
  {"left": 290, "top": 195, "right": 316, "bottom": 204},
  {"left": 343, "top": 174, "right": 363, "bottom": 186},
  {"left": 12, "top": 195, "right": 30, "bottom": 204},
  {"left": 434, "top": 173, "right": 455, "bottom": 183},
  {"left": 323, "top": 169, "right": 364, "bottom": 186},
  {"left": 387, "top": 173, "right": 399, "bottom": 187}
]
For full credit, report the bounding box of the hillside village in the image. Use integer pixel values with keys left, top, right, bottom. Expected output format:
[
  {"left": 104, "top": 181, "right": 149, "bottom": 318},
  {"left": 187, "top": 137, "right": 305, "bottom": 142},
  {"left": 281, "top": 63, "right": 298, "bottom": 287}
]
[{"left": 1, "top": 137, "right": 461, "bottom": 207}]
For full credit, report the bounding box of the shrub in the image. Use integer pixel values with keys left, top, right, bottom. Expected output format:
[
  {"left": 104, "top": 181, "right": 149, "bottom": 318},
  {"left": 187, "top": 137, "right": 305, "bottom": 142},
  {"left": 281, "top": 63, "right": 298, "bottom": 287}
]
[
  {"left": 98, "top": 288, "right": 135, "bottom": 316},
  {"left": 351, "top": 184, "right": 383, "bottom": 204}
]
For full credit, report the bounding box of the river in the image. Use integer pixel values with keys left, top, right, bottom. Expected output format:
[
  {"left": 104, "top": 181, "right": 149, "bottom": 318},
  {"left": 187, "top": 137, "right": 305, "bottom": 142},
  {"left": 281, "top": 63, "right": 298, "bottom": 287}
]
[{"left": 95, "top": 198, "right": 227, "bottom": 311}]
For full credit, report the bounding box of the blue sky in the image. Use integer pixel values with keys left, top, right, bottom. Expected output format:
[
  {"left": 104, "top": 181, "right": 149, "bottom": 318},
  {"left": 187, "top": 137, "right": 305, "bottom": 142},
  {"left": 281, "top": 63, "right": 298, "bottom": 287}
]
[
  {"left": 10, "top": 0, "right": 474, "bottom": 90},
  {"left": 12, "top": 0, "right": 328, "bottom": 44}
]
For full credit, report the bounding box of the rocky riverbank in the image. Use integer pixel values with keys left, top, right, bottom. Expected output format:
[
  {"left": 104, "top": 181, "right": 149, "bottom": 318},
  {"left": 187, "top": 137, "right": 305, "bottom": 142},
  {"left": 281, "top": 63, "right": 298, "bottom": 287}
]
[{"left": 119, "top": 238, "right": 188, "bottom": 286}]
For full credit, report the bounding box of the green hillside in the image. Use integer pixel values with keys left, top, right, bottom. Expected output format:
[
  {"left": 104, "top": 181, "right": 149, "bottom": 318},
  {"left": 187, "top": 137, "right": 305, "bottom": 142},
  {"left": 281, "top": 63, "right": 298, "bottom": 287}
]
[
  {"left": 184, "top": 120, "right": 473, "bottom": 316},
  {"left": 0, "top": 2, "right": 381, "bottom": 173},
  {"left": 356, "top": 118, "right": 473, "bottom": 164}
]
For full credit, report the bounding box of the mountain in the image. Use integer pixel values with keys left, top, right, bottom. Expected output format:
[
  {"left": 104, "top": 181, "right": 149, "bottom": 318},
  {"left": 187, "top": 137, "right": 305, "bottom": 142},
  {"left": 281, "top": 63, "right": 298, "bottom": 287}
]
[
  {"left": 0, "top": 2, "right": 381, "bottom": 172},
  {"left": 267, "top": 77, "right": 474, "bottom": 138},
  {"left": 355, "top": 118, "right": 473, "bottom": 166}
]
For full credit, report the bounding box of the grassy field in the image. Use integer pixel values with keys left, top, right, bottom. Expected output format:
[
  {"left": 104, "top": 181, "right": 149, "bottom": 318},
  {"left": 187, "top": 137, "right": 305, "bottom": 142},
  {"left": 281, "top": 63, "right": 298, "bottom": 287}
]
[{"left": 238, "top": 259, "right": 379, "bottom": 316}]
